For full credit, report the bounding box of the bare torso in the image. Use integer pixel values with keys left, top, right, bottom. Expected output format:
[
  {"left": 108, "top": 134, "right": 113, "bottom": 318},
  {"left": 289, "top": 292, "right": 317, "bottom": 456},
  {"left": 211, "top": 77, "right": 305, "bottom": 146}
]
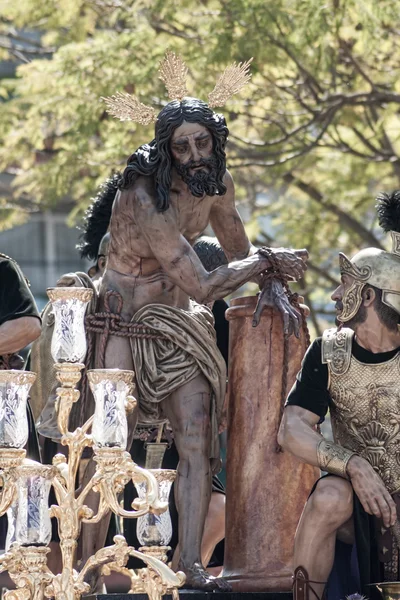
[{"left": 106, "top": 173, "right": 220, "bottom": 316}]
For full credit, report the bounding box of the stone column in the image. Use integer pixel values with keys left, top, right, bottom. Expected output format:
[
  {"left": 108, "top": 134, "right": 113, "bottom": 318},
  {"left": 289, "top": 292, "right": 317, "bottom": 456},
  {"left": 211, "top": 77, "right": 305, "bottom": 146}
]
[{"left": 223, "top": 296, "right": 318, "bottom": 592}]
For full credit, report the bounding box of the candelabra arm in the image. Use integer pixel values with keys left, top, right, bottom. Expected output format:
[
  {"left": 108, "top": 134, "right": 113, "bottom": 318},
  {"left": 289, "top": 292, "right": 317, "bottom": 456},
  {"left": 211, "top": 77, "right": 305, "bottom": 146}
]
[
  {"left": 50, "top": 475, "right": 67, "bottom": 508},
  {"left": 56, "top": 389, "right": 80, "bottom": 437},
  {"left": 129, "top": 549, "right": 185, "bottom": 588},
  {"left": 80, "top": 415, "right": 94, "bottom": 435},
  {"left": 77, "top": 535, "right": 129, "bottom": 586},
  {"left": 80, "top": 497, "right": 108, "bottom": 524},
  {"left": 93, "top": 449, "right": 168, "bottom": 518},
  {"left": 0, "top": 470, "right": 18, "bottom": 516},
  {"left": 103, "top": 548, "right": 186, "bottom": 600},
  {"left": 129, "top": 465, "right": 167, "bottom": 515},
  {"left": 61, "top": 429, "right": 93, "bottom": 482},
  {"left": 0, "top": 449, "right": 27, "bottom": 516},
  {"left": 54, "top": 363, "right": 85, "bottom": 437},
  {"left": 97, "top": 481, "right": 154, "bottom": 519},
  {"left": 75, "top": 476, "right": 98, "bottom": 508}
]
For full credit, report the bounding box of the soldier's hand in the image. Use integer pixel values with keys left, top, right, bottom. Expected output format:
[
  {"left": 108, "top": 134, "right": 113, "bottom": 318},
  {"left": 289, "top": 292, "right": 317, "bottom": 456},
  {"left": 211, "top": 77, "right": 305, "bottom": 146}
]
[
  {"left": 269, "top": 248, "right": 308, "bottom": 282},
  {"left": 347, "top": 455, "right": 397, "bottom": 528},
  {"left": 252, "top": 278, "right": 302, "bottom": 337}
]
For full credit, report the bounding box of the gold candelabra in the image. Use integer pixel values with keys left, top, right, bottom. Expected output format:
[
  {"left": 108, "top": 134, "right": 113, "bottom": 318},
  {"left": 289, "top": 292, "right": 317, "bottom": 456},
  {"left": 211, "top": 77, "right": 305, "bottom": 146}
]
[{"left": 0, "top": 287, "right": 185, "bottom": 600}]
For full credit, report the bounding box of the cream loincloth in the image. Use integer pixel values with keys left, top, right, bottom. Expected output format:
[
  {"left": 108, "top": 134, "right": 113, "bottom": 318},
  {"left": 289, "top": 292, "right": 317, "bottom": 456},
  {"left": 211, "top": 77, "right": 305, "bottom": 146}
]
[{"left": 130, "top": 300, "right": 227, "bottom": 466}]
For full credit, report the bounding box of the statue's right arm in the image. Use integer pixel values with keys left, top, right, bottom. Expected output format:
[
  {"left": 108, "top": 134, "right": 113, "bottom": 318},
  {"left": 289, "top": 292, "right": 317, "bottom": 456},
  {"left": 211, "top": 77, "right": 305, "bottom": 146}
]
[
  {"left": 133, "top": 190, "right": 272, "bottom": 303},
  {"left": 133, "top": 190, "right": 306, "bottom": 303}
]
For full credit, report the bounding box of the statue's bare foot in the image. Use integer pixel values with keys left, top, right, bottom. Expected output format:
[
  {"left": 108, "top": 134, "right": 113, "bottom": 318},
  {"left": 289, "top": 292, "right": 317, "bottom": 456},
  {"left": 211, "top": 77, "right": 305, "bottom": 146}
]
[{"left": 182, "top": 562, "right": 232, "bottom": 591}]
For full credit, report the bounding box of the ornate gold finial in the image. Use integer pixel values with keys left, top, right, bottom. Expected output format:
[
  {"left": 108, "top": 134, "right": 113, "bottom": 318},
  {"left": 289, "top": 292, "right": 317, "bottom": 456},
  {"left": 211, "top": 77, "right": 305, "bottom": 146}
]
[
  {"left": 208, "top": 58, "right": 253, "bottom": 108},
  {"left": 101, "top": 92, "right": 157, "bottom": 125},
  {"left": 158, "top": 50, "right": 188, "bottom": 101}
]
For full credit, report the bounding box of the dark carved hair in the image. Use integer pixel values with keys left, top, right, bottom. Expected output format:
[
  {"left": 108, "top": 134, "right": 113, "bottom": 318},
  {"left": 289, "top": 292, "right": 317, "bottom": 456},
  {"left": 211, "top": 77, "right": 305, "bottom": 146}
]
[
  {"left": 77, "top": 172, "right": 120, "bottom": 260},
  {"left": 119, "top": 97, "right": 229, "bottom": 212}
]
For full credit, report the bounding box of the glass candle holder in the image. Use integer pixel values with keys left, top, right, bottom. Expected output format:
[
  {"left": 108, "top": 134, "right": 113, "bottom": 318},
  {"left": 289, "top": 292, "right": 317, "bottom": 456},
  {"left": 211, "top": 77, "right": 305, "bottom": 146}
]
[
  {"left": 0, "top": 371, "right": 36, "bottom": 449},
  {"left": 135, "top": 469, "right": 176, "bottom": 547},
  {"left": 6, "top": 460, "right": 55, "bottom": 549},
  {"left": 47, "top": 287, "right": 93, "bottom": 363},
  {"left": 87, "top": 369, "right": 134, "bottom": 449}
]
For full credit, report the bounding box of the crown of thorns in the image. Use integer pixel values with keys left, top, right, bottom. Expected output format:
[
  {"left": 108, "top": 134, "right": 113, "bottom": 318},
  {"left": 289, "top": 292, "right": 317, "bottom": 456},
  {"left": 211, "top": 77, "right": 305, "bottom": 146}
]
[{"left": 101, "top": 51, "right": 253, "bottom": 124}]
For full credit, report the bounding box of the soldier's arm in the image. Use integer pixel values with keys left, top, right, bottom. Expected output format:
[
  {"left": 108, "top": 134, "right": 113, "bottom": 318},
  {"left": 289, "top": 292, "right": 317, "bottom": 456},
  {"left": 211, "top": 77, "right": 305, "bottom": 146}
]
[
  {"left": 0, "top": 260, "right": 41, "bottom": 354},
  {"left": 0, "top": 317, "right": 41, "bottom": 355},
  {"left": 278, "top": 405, "right": 322, "bottom": 466},
  {"left": 280, "top": 406, "right": 397, "bottom": 526}
]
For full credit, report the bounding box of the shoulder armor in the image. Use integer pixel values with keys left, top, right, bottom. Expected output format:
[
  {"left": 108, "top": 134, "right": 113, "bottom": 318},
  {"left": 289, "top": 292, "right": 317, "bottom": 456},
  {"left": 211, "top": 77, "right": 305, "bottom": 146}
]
[{"left": 321, "top": 327, "right": 354, "bottom": 375}]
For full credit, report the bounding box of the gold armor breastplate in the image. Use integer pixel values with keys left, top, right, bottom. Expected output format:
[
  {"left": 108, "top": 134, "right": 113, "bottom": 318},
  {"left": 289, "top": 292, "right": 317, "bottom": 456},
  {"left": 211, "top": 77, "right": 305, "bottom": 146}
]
[{"left": 322, "top": 327, "right": 400, "bottom": 494}]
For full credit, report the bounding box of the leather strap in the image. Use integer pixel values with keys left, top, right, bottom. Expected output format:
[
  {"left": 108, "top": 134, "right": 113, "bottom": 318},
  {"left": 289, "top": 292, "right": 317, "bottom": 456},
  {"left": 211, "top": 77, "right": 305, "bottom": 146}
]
[{"left": 293, "top": 566, "right": 326, "bottom": 600}]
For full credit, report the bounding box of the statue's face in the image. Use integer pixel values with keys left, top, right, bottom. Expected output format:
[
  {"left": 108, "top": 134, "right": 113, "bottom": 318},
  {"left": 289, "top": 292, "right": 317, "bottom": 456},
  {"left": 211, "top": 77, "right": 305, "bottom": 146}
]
[
  {"left": 170, "top": 122, "right": 213, "bottom": 174},
  {"left": 170, "top": 121, "right": 222, "bottom": 198}
]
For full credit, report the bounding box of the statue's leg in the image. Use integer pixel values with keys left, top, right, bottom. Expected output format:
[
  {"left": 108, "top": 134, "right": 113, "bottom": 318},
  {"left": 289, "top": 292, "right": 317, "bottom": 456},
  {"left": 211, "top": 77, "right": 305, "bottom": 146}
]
[
  {"left": 293, "top": 477, "right": 354, "bottom": 600},
  {"left": 79, "top": 334, "right": 137, "bottom": 591},
  {"left": 161, "top": 374, "right": 230, "bottom": 591}
]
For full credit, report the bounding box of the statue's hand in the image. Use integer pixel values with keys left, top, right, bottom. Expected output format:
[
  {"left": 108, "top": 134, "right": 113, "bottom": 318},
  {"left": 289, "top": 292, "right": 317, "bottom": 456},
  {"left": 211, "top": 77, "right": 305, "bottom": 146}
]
[
  {"left": 252, "top": 278, "right": 302, "bottom": 337},
  {"left": 264, "top": 247, "right": 308, "bottom": 282}
]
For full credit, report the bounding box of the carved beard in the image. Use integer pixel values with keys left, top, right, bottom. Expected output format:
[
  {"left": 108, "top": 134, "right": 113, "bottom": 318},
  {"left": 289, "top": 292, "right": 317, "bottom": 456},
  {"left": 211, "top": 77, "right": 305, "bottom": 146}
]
[{"left": 174, "top": 156, "right": 221, "bottom": 198}]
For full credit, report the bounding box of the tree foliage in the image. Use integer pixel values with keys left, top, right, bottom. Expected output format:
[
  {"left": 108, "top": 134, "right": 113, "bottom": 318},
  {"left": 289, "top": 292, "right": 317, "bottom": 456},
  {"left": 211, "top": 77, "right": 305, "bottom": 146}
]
[{"left": 1, "top": 0, "right": 400, "bottom": 328}]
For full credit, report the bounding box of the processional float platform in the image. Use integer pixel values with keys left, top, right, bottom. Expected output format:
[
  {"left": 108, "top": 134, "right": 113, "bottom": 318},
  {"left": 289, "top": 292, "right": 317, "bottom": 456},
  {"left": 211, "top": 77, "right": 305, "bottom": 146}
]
[{"left": 87, "top": 592, "right": 293, "bottom": 600}]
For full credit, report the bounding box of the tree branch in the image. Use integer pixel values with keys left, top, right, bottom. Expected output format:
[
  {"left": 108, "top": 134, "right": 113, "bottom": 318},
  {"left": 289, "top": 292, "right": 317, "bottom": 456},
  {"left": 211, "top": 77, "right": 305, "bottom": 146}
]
[{"left": 282, "top": 172, "right": 384, "bottom": 248}]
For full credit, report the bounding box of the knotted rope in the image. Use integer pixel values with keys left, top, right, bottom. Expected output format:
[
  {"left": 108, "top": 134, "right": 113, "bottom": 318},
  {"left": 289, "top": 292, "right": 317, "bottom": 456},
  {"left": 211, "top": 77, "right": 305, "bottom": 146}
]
[{"left": 85, "top": 290, "right": 167, "bottom": 370}]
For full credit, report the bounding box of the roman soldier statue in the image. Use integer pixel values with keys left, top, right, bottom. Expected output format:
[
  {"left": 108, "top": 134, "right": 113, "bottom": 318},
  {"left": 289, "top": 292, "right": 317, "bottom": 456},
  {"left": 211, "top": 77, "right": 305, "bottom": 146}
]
[{"left": 280, "top": 191, "right": 400, "bottom": 600}]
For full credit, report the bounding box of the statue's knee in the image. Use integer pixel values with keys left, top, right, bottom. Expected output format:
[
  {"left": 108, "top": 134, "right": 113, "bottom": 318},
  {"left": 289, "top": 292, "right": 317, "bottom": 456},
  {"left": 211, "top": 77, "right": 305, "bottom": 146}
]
[
  {"left": 309, "top": 478, "right": 353, "bottom": 525},
  {"left": 176, "top": 413, "right": 211, "bottom": 455}
]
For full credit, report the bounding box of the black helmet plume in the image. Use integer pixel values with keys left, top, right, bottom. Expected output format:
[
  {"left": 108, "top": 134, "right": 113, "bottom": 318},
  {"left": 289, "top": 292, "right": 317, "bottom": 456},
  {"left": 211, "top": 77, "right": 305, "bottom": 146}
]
[
  {"left": 77, "top": 172, "right": 120, "bottom": 260},
  {"left": 376, "top": 190, "right": 400, "bottom": 234}
]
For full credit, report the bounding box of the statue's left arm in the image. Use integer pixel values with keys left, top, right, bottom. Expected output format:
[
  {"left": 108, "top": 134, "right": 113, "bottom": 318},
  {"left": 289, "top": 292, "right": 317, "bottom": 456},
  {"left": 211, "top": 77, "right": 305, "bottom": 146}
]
[
  {"left": 210, "top": 171, "right": 308, "bottom": 335},
  {"left": 209, "top": 171, "right": 253, "bottom": 261}
]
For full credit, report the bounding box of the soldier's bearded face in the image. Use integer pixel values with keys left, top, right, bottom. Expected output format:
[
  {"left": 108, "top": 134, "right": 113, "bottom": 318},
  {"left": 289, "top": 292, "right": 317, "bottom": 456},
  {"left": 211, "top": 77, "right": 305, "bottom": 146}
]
[{"left": 171, "top": 122, "right": 221, "bottom": 197}]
